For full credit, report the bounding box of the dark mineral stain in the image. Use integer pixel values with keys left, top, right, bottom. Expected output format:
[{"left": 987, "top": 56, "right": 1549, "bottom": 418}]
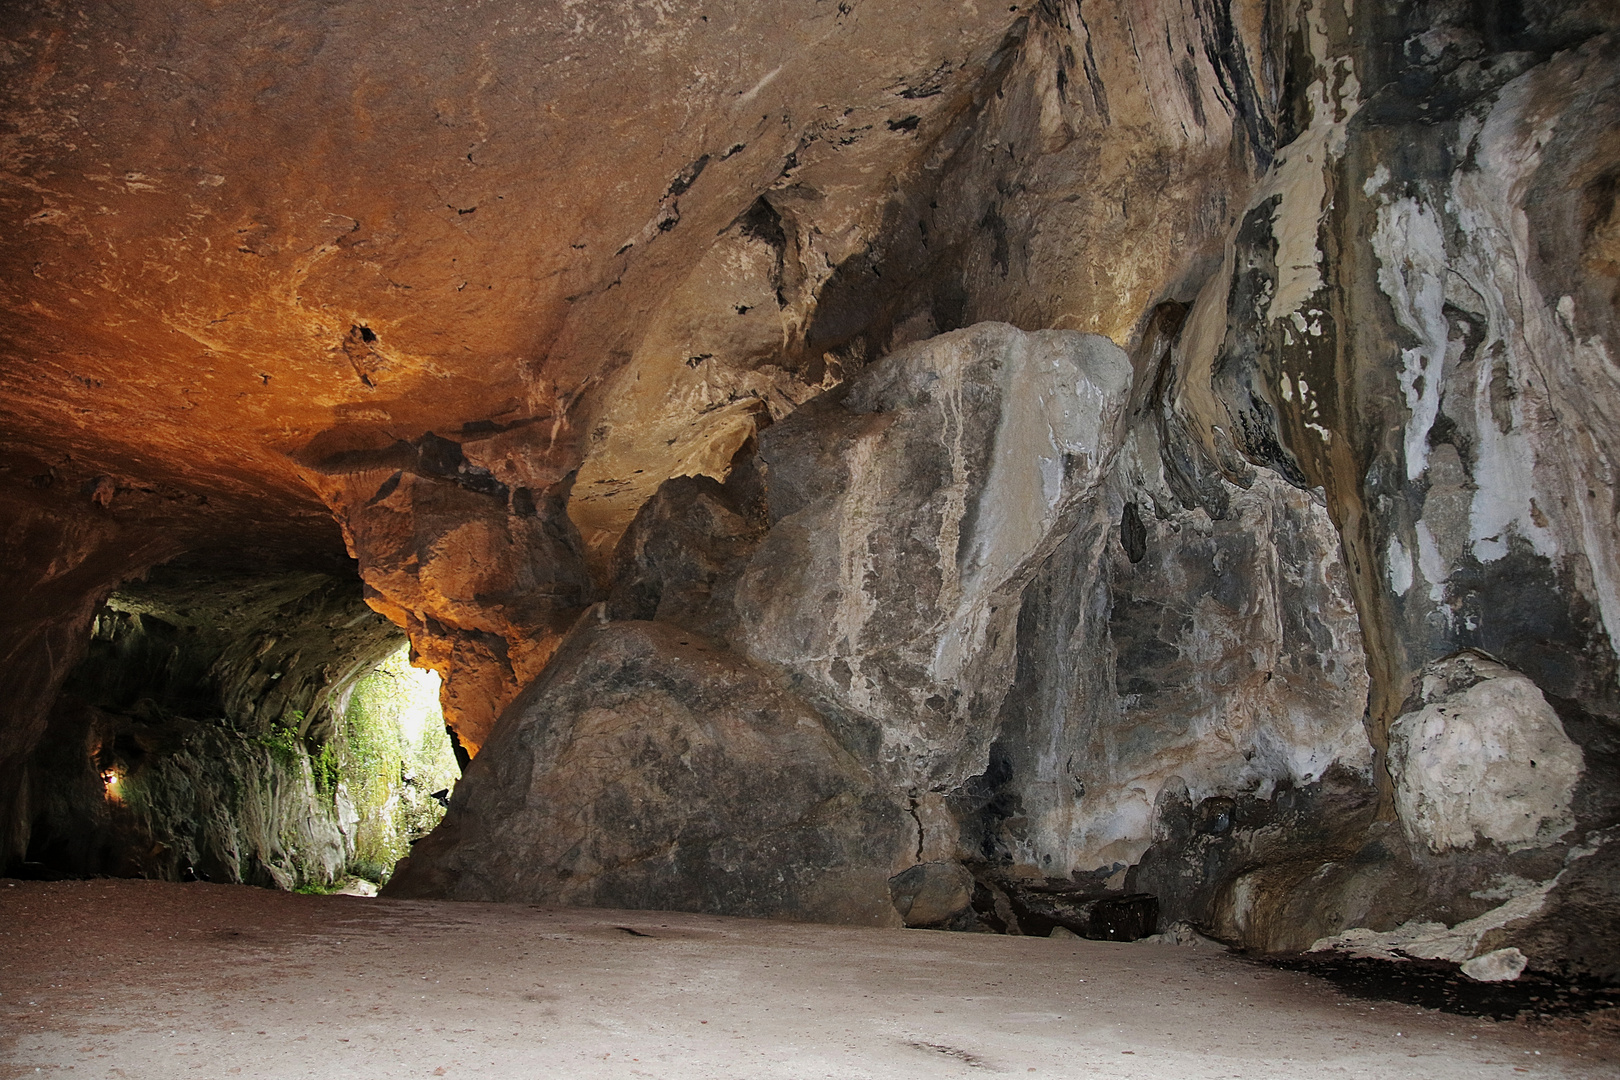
[{"left": 1265, "top": 953, "right": 1620, "bottom": 1020}]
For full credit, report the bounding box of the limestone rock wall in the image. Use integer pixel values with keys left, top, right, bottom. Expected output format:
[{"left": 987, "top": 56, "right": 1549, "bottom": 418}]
[
  {"left": 0, "top": 473, "right": 180, "bottom": 868},
  {"left": 962, "top": 462, "right": 1373, "bottom": 880},
  {"left": 389, "top": 323, "right": 1132, "bottom": 919},
  {"left": 25, "top": 698, "right": 350, "bottom": 889},
  {"left": 1118, "top": 1, "right": 1620, "bottom": 976},
  {"left": 0, "top": 453, "right": 348, "bottom": 868}
]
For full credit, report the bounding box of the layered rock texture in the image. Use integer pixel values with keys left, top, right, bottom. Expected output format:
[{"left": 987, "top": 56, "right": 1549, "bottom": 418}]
[{"left": 5, "top": 0, "right": 1620, "bottom": 981}]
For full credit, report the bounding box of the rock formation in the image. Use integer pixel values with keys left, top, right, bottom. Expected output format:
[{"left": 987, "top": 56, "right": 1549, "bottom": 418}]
[
  {"left": 18, "top": 562, "right": 398, "bottom": 886},
  {"left": 3, "top": 0, "right": 1619, "bottom": 983}
]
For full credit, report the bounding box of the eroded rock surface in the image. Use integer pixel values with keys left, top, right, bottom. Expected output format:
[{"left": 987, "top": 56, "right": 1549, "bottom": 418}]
[
  {"left": 300, "top": 430, "right": 593, "bottom": 754},
  {"left": 387, "top": 620, "right": 912, "bottom": 924},
  {"left": 734, "top": 323, "right": 1132, "bottom": 791}
]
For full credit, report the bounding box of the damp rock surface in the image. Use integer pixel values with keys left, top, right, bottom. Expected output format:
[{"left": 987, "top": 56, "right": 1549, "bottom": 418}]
[{"left": 1269, "top": 950, "right": 1620, "bottom": 1023}]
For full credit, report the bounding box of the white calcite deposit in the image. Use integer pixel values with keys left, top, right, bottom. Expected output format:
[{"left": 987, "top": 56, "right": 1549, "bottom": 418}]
[{"left": 1389, "top": 653, "right": 1583, "bottom": 854}]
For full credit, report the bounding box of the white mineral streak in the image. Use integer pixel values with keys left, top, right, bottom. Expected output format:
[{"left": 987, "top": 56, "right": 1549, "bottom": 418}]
[
  {"left": 928, "top": 332, "right": 1132, "bottom": 686},
  {"left": 1258, "top": 4, "right": 1360, "bottom": 326},
  {"left": 1414, "top": 520, "right": 1448, "bottom": 607},
  {"left": 738, "top": 63, "right": 784, "bottom": 103},
  {"left": 1168, "top": 9, "right": 1361, "bottom": 455},
  {"left": 1386, "top": 535, "right": 1413, "bottom": 596},
  {"left": 1370, "top": 196, "right": 1448, "bottom": 482},
  {"left": 1365, "top": 52, "right": 1620, "bottom": 676},
  {"left": 1445, "top": 93, "right": 1556, "bottom": 566},
  {"left": 1455, "top": 64, "right": 1620, "bottom": 667},
  {"left": 831, "top": 430, "right": 886, "bottom": 718},
  {"left": 1387, "top": 655, "right": 1582, "bottom": 854}
]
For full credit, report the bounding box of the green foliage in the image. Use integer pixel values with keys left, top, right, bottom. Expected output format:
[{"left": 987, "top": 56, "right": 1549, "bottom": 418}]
[
  {"left": 312, "top": 741, "right": 340, "bottom": 795},
  {"left": 252, "top": 716, "right": 304, "bottom": 771},
  {"left": 334, "top": 646, "right": 459, "bottom": 882}
]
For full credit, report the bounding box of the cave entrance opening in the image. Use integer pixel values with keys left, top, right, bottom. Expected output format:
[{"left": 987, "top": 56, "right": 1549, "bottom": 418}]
[
  {"left": 327, "top": 642, "right": 461, "bottom": 890},
  {"left": 15, "top": 567, "right": 466, "bottom": 892}
]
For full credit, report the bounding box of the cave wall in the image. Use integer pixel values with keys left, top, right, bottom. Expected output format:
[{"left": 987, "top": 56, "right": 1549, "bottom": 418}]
[
  {"left": 918, "top": 0, "right": 1620, "bottom": 974},
  {"left": 0, "top": 439, "right": 365, "bottom": 867},
  {"left": 1125, "top": 1, "right": 1620, "bottom": 974},
  {"left": 0, "top": 470, "right": 182, "bottom": 868}
]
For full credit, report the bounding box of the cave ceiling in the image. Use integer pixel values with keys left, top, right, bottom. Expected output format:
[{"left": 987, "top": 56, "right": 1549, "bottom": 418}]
[{"left": 0, "top": 0, "right": 1026, "bottom": 559}]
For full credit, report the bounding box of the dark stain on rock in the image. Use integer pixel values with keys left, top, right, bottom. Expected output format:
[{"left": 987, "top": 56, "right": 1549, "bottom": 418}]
[
  {"left": 664, "top": 154, "right": 711, "bottom": 198},
  {"left": 734, "top": 197, "right": 788, "bottom": 304},
  {"left": 1268, "top": 952, "right": 1620, "bottom": 1020},
  {"left": 1444, "top": 539, "right": 1619, "bottom": 715},
  {"left": 1120, "top": 501, "right": 1147, "bottom": 563},
  {"left": 366, "top": 470, "right": 402, "bottom": 507},
  {"left": 415, "top": 433, "right": 508, "bottom": 499},
  {"left": 979, "top": 203, "right": 1010, "bottom": 276},
  {"left": 1211, "top": 197, "right": 1309, "bottom": 488}
]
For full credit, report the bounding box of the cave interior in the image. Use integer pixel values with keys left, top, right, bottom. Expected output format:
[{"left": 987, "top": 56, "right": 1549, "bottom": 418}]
[{"left": 3, "top": 0, "right": 1620, "bottom": 1008}]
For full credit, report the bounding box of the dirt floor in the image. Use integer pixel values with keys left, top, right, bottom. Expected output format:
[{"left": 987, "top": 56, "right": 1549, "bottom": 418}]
[{"left": 2, "top": 879, "right": 1617, "bottom": 1079}]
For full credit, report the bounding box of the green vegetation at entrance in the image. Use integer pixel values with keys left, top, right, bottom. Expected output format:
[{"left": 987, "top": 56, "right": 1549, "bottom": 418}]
[{"left": 332, "top": 646, "right": 460, "bottom": 883}]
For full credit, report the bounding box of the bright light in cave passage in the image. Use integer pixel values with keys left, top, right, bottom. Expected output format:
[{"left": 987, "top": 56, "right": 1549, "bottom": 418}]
[{"left": 332, "top": 643, "right": 461, "bottom": 887}]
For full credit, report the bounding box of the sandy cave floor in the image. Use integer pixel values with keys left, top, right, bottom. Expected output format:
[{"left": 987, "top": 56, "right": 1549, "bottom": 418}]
[{"left": 2, "top": 880, "right": 1617, "bottom": 1079}]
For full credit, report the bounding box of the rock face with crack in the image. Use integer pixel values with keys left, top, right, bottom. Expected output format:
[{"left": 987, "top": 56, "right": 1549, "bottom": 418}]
[
  {"left": 4, "top": 0, "right": 1620, "bottom": 980},
  {"left": 733, "top": 323, "right": 1133, "bottom": 791}
]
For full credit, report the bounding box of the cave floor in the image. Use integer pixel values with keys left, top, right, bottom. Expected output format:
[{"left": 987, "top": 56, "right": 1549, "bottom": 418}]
[{"left": 2, "top": 880, "right": 1615, "bottom": 1079}]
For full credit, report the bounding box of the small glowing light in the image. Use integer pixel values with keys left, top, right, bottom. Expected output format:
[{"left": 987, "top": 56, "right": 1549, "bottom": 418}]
[{"left": 101, "top": 769, "right": 121, "bottom": 797}]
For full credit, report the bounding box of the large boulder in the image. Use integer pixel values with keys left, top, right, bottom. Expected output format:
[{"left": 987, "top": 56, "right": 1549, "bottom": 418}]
[
  {"left": 1389, "top": 653, "right": 1584, "bottom": 855},
  {"left": 888, "top": 861, "right": 977, "bottom": 929},
  {"left": 733, "top": 322, "right": 1132, "bottom": 791},
  {"left": 385, "top": 620, "right": 913, "bottom": 925}
]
